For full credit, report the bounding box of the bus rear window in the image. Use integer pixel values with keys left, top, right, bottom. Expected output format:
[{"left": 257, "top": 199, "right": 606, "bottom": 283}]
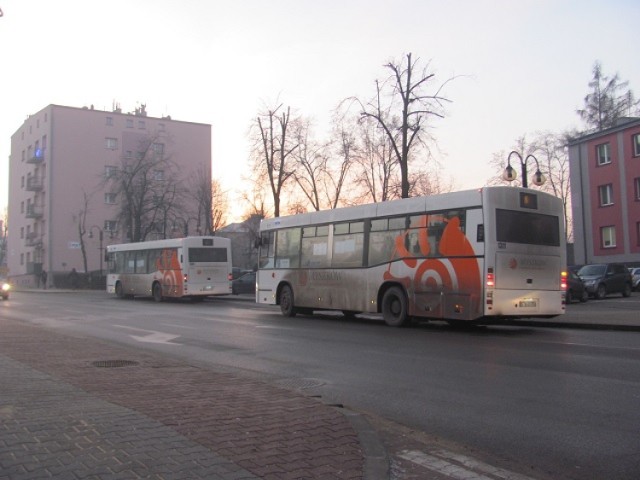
[
  {"left": 188, "top": 247, "right": 228, "bottom": 263},
  {"left": 496, "top": 209, "right": 560, "bottom": 246}
]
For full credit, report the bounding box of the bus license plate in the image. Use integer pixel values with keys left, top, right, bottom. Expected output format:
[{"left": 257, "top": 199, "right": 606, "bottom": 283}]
[{"left": 519, "top": 299, "right": 537, "bottom": 308}]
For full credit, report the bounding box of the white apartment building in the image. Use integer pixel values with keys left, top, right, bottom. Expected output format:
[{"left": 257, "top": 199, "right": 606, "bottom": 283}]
[{"left": 8, "top": 104, "right": 211, "bottom": 286}]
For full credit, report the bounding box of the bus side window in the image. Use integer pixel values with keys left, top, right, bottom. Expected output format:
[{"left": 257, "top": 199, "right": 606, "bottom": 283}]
[{"left": 276, "top": 228, "right": 301, "bottom": 268}]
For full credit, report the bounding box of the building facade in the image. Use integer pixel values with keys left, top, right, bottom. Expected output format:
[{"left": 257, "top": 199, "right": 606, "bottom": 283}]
[
  {"left": 569, "top": 117, "right": 640, "bottom": 266},
  {"left": 8, "top": 104, "right": 211, "bottom": 286}
]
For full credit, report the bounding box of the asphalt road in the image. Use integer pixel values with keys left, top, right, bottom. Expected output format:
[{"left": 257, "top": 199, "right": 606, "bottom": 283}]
[{"left": 2, "top": 291, "right": 639, "bottom": 480}]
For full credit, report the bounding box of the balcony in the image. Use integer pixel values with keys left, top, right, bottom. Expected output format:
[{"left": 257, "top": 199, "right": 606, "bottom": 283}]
[
  {"left": 25, "top": 204, "right": 43, "bottom": 218},
  {"left": 25, "top": 232, "right": 42, "bottom": 247},
  {"left": 27, "top": 148, "right": 45, "bottom": 164},
  {"left": 26, "top": 177, "right": 44, "bottom": 191}
]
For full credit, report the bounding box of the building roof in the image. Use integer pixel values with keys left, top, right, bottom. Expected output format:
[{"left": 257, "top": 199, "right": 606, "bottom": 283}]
[{"left": 568, "top": 117, "right": 640, "bottom": 145}]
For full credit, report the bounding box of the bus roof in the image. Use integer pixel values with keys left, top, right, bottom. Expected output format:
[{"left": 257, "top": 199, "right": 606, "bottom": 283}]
[{"left": 106, "top": 236, "right": 230, "bottom": 253}]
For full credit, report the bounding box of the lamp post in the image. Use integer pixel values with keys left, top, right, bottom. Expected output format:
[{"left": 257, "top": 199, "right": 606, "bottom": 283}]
[
  {"left": 88, "top": 226, "right": 104, "bottom": 276},
  {"left": 503, "top": 150, "right": 546, "bottom": 188}
]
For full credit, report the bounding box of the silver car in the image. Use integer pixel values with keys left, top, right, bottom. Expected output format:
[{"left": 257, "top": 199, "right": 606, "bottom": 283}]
[{"left": 629, "top": 267, "right": 640, "bottom": 291}]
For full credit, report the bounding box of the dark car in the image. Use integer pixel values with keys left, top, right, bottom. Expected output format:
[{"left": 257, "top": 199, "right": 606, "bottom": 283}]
[
  {"left": 577, "top": 263, "right": 632, "bottom": 299},
  {"left": 232, "top": 271, "right": 256, "bottom": 295},
  {"left": 566, "top": 271, "right": 588, "bottom": 303}
]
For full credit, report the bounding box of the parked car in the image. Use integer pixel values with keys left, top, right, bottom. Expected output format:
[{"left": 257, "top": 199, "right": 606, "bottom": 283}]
[
  {"left": 232, "top": 271, "right": 256, "bottom": 295},
  {"left": 1, "top": 277, "right": 10, "bottom": 300},
  {"left": 577, "top": 263, "right": 632, "bottom": 299},
  {"left": 566, "top": 271, "right": 588, "bottom": 303},
  {"left": 629, "top": 267, "right": 640, "bottom": 291}
]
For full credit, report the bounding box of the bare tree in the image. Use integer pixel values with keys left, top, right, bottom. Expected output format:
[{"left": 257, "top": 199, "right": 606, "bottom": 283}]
[
  {"left": 532, "top": 132, "right": 573, "bottom": 241},
  {"left": 358, "top": 53, "right": 454, "bottom": 198},
  {"left": 577, "top": 61, "right": 639, "bottom": 132},
  {"left": 290, "top": 116, "right": 354, "bottom": 211},
  {"left": 350, "top": 113, "right": 400, "bottom": 203},
  {"left": 106, "top": 134, "right": 184, "bottom": 242},
  {"left": 210, "top": 179, "right": 228, "bottom": 234},
  {"left": 74, "top": 192, "right": 91, "bottom": 274},
  {"left": 291, "top": 118, "right": 326, "bottom": 211},
  {"left": 250, "top": 103, "right": 300, "bottom": 217}
]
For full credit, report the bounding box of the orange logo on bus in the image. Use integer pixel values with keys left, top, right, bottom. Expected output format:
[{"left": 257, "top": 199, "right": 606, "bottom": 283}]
[
  {"left": 383, "top": 215, "right": 481, "bottom": 315},
  {"left": 156, "top": 248, "right": 184, "bottom": 297}
]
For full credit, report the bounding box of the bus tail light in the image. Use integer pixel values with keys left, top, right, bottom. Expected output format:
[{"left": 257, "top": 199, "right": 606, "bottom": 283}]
[
  {"left": 561, "top": 271, "right": 568, "bottom": 290},
  {"left": 228, "top": 273, "right": 233, "bottom": 281},
  {"left": 486, "top": 268, "right": 495, "bottom": 288},
  {"left": 183, "top": 274, "right": 188, "bottom": 283}
]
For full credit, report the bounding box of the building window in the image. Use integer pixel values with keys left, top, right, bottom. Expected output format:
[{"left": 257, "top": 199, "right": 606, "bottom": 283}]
[
  {"left": 153, "top": 143, "right": 164, "bottom": 156},
  {"left": 106, "top": 116, "right": 113, "bottom": 126},
  {"left": 20, "top": 253, "right": 24, "bottom": 266},
  {"left": 635, "top": 178, "right": 640, "bottom": 201},
  {"left": 104, "top": 220, "right": 118, "bottom": 232},
  {"left": 125, "top": 150, "right": 133, "bottom": 159},
  {"left": 104, "top": 193, "right": 117, "bottom": 204},
  {"left": 159, "top": 123, "right": 165, "bottom": 131},
  {"left": 138, "top": 120, "right": 146, "bottom": 129},
  {"left": 634, "top": 134, "right": 640, "bottom": 157},
  {"left": 598, "top": 184, "right": 613, "bottom": 206},
  {"left": 637, "top": 222, "right": 640, "bottom": 246},
  {"left": 104, "top": 165, "right": 118, "bottom": 178},
  {"left": 601, "top": 226, "right": 616, "bottom": 248},
  {"left": 21, "top": 176, "right": 24, "bottom": 188},
  {"left": 126, "top": 119, "right": 133, "bottom": 128},
  {"left": 105, "top": 137, "right": 118, "bottom": 150},
  {"left": 596, "top": 143, "right": 611, "bottom": 165},
  {"left": 20, "top": 201, "right": 24, "bottom": 213},
  {"left": 20, "top": 227, "right": 24, "bottom": 239},
  {"left": 153, "top": 170, "right": 165, "bottom": 181}
]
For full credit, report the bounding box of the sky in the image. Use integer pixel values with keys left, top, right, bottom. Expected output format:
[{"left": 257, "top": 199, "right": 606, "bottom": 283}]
[{"left": 1, "top": 0, "right": 638, "bottom": 222}]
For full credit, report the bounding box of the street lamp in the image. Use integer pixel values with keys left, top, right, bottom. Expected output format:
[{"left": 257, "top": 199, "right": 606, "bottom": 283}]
[
  {"left": 503, "top": 150, "right": 546, "bottom": 188},
  {"left": 88, "top": 226, "right": 104, "bottom": 275}
]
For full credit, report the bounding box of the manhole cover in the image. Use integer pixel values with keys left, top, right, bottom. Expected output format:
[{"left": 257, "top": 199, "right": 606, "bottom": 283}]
[{"left": 92, "top": 360, "right": 139, "bottom": 368}]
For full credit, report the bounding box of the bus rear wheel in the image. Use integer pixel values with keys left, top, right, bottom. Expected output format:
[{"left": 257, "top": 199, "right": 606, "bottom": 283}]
[
  {"left": 382, "top": 286, "right": 408, "bottom": 327},
  {"left": 152, "top": 282, "right": 163, "bottom": 302},
  {"left": 279, "top": 285, "right": 297, "bottom": 317}
]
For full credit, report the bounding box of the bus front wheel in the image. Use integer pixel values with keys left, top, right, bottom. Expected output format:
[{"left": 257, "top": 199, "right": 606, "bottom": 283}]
[
  {"left": 279, "top": 285, "right": 297, "bottom": 317},
  {"left": 382, "top": 286, "right": 408, "bottom": 327},
  {"left": 152, "top": 282, "right": 163, "bottom": 302}
]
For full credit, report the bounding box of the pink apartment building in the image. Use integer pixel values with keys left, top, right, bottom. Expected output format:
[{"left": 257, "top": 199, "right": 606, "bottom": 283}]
[
  {"left": 8, "top": 104, "right": 211, "bottom": 286},
  {"left": 569, "top": 117, "right": 640, "bottom": 266}
]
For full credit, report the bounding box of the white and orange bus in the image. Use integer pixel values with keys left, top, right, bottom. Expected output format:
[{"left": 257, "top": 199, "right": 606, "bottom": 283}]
[
  {"left": 256, "top": 187, "right": 567, "bottom": 326},
  {"left": 106, "top": 236, "right": 232, "bottom": 301}
]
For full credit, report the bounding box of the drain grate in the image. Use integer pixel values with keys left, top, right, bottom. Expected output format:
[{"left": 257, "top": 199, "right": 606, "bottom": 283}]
[{"left": 92, "top": 360, "right": 139, "bottom": 368}]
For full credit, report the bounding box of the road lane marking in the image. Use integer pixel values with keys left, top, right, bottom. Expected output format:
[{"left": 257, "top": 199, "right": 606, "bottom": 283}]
[{"left": 113, "top": 324, "right": 181, "bottom": 345}]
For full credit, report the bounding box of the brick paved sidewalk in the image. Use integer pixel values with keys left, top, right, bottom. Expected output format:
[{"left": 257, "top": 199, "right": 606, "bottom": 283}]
[{"left": 0, "top": 319, "right": 368, "bottom": 479}]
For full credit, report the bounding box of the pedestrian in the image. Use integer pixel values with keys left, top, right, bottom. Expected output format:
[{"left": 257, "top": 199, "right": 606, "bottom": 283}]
[
  {"left": 69, "top": 268, "right": 79, "bottom": 290},
  {"left": 40, "top": 270, "right": 48, "bottom": 290}
]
